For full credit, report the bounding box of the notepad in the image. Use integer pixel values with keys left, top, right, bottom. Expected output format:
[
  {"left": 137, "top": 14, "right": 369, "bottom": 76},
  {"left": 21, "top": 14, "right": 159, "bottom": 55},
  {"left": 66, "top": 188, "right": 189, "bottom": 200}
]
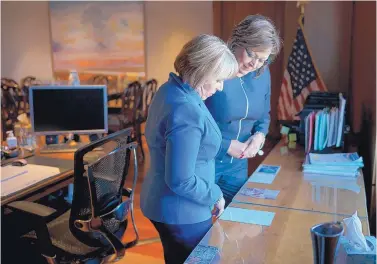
[
  {"left": 288, "top": 133, "right": 297, "bottom": 142},
  {"left": 220, "top": 207, "right": 275, "bottom": 226},
  {"left": 280, "top": 126, "right": 290, "bottom": 135},
  {"left": 1, "top": 164, "right": 60, "bottom": 196}
]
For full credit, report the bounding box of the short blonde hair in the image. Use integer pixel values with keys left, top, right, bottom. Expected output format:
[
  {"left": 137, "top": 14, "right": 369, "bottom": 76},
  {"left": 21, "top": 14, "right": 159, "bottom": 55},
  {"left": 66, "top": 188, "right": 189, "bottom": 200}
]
[{"left": 174, "top": 34, "right": 239, "bottom": 89}]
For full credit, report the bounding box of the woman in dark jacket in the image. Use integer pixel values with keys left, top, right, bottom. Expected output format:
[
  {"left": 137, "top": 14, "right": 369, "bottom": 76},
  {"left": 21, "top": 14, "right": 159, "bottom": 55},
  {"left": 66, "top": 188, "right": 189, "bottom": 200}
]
[{"left": 206, "top": 15, "right": 282, "bottom": 206}]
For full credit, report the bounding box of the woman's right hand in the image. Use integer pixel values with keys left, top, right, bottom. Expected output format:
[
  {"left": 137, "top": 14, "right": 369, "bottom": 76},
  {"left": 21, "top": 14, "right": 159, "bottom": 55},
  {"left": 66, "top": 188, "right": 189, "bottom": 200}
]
[
  {"left": 227, "top": 140, "right": 248, "bottom": 158},
  {"left": 212, "top": 197, "right": 225, "bottom": 218}
]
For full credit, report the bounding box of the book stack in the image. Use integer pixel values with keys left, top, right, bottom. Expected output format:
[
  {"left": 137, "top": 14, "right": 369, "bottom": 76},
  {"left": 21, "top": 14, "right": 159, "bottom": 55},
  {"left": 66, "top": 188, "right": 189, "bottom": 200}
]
[
  {"left": 304, "top": 93, "right": 346, "bottom": 153},
  {"left": 303, "top": 152, "right": 364, "bottom": 178}
]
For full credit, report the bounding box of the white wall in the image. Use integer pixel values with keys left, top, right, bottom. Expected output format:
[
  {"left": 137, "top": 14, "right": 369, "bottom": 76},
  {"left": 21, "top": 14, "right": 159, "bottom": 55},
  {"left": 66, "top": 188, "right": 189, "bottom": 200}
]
[
  {"left": 1, "top": 1, "right": 54, "bottom": 81},
  {"left": 1, "top": 1, "right": 213, "bottom": 86},
  {"left": 283, "top": 1, "right": 353, "bottom": 94},
  {"left": 145, "top": 1, "right": 213, "bottom": 85},
  {"left": 305, "top": 1, "right": 353, "bottom": 94}
]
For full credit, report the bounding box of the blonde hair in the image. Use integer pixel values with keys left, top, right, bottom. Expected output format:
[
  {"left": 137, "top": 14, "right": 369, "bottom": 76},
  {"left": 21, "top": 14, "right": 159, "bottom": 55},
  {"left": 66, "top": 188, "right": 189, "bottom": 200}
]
[
  {"left": 174, "top": 34, "right": 239, "bottom": 89},
  {"left": 228, "top": 15, "right": 282, "bottom": 76}
]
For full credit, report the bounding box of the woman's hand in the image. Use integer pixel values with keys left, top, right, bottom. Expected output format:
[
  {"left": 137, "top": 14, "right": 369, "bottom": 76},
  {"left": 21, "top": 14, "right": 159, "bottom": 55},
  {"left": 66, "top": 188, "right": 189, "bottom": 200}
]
[
  {"left": 227, "top": 140, "right": 248, "bottom": 158},
  {"left": 241, "top": 133, "right": 265, "bottom": 159},
  {"left": 212, "top": 197, "right": 225, "bottom": 218}
]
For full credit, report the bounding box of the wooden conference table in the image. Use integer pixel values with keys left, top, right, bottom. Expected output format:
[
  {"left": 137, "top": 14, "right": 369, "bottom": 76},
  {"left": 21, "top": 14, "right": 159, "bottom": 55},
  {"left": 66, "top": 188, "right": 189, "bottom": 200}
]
[
  {"left": 186, "top": 140, "right": 370, "bottom": 263},
  {"left": 1, "top": 135, "right": 135, "bottom": 207},
  {"left": 1, "top": 137, "right": 82, "bottom": 207}
]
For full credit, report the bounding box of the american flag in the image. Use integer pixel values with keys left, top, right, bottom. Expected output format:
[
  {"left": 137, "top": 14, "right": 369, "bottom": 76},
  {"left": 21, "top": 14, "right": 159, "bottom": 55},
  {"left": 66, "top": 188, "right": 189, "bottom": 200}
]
[{"left": 278, "top": 16, "right": 327, "bottom": 120}]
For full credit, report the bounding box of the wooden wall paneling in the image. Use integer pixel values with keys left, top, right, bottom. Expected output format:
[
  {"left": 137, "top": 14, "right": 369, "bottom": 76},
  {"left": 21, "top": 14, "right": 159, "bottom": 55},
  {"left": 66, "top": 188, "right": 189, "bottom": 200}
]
[
  {"left": 350, "top": 1, "right": 376, "bottom": 134},
  {"left": 220, "top": 1, "right": 237, "bottom": 41},
  {"left": 350, "top": 1, "right": 376, "bottom": 234},
  {"left": 213, "top": 1, "right": 222, "bottom": 37},
  {"left": 266, "top": 2, "right": 286, "bottom": 139},
  {"left": 213, "top": 1, "right": 286, "bottom": 138}
]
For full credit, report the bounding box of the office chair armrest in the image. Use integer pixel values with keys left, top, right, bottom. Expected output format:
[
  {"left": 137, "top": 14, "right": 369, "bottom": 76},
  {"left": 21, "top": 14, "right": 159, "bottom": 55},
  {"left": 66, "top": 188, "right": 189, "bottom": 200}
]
[
  {"left": 122, "top": 187, "right": 132, "bottom": 197},
  {"left": 6, "top": 201, "right": 57, "bottom": 259},
  {"left": 7, "top": 201, "right": 57, "bottom": 218}
]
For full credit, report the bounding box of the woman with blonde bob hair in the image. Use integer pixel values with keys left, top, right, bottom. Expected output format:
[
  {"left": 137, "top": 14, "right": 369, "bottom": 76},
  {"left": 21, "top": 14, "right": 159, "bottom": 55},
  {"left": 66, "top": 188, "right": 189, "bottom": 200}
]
[
  {"left": 141, "top": 34, "right": 238, "bottom": 264},
  {"left": 206, "top": 15, "right": 282, "bottom": 206}
]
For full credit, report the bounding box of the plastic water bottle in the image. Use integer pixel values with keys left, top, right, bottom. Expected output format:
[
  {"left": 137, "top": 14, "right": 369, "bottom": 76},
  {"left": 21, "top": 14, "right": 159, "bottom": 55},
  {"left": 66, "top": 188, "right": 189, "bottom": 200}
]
[{"left": 68, "top": 70, "right": 80, "bottom": 86}]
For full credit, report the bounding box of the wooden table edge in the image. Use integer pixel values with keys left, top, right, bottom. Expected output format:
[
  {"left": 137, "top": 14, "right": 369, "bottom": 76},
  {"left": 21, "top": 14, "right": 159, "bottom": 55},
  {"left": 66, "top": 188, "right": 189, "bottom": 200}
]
[{"left": 1, "top": 169, "right": 74, "bottom": 206}]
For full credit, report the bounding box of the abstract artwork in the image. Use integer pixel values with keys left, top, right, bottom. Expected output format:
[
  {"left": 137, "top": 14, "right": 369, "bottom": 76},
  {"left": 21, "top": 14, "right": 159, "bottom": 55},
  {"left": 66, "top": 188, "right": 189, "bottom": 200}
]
[{"left": 49, "top": 1, "right": 145, "bottom": 74}]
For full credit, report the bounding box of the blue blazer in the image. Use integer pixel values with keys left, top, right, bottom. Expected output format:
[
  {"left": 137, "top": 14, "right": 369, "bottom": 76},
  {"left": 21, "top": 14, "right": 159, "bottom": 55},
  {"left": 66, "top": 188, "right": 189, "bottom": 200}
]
[
  {"left": 140, "top": 73, "right": 223, "bottom": 225},
  {"left": 205, "top": 68, "right": 271, "bottom": 165}
]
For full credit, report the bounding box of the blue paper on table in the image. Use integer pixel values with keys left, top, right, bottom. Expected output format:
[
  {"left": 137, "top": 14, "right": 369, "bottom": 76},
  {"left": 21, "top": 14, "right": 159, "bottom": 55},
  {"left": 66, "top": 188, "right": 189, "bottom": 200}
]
[
  {"left": 184, "top": 244, "right": 219, "bottom": 264},
  {"left": 248, "top": 165, "right": 281, "bottom": 184},
  {"left": 219, "top": 206, "right": 275, "bottom": 226}
]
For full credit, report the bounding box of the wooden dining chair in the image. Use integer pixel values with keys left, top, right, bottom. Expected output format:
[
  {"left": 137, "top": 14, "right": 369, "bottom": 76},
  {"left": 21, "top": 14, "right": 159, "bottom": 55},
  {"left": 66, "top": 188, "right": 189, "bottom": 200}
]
[
  {"left": 108, "top": 81, "right": 145, "bottom": 162},
  {"left": 1, "top": 78, "right": 23, "bottom": 140}
]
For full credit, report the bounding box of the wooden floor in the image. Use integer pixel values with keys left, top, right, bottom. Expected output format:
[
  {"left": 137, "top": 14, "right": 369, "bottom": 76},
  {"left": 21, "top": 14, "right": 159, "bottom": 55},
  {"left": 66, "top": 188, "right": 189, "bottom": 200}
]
[
  {"left": 117, "top": 135, "right": 278, "bottom": 263},
  {"left": 120, "top": 142, "right": 165, "bottom": 264}
]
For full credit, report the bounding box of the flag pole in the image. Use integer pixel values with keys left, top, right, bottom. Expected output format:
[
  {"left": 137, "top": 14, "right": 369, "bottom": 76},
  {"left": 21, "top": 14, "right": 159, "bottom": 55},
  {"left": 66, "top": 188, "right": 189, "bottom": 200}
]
[{"left": 297, "top": 1, "right": 308, "bottom": 16}]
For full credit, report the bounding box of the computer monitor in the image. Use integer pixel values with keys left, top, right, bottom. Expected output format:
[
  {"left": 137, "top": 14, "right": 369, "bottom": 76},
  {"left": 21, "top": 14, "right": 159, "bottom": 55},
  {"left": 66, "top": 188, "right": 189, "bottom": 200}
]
[{"left": 29, "top": 85, "right": 108, "bottom": 135}]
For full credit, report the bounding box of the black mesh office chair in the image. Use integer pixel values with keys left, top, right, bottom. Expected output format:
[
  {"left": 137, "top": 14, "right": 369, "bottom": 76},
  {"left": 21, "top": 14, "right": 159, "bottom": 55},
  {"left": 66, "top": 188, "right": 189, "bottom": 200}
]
[{"left": 6, "top": 128, "right": 139, "bottom": 263}]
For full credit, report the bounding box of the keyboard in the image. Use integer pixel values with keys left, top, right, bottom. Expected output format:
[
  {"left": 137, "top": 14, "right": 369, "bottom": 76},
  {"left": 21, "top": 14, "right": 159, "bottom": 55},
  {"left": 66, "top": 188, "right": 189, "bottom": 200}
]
[{"left": 40, "top": 143, "right": 105, "bottom": 154}]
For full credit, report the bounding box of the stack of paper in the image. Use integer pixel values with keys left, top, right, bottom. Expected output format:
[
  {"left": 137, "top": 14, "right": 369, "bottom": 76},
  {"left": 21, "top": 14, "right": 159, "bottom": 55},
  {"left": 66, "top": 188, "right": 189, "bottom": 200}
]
[
  {"left": 1, "top": 164, "right": 60, "bottom": 196},
  {"left": 304, "top": 93, "right": 346, "bottom": 153},
  {"left": 303, "top": 152, "right": 364, "bottom": 178}
]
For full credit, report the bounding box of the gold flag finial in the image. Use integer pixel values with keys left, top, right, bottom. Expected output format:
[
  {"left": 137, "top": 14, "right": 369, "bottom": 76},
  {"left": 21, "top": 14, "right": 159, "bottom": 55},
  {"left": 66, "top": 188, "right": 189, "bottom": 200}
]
[{"left": 297, "top": 1, "right": 309, "bottom": 15}]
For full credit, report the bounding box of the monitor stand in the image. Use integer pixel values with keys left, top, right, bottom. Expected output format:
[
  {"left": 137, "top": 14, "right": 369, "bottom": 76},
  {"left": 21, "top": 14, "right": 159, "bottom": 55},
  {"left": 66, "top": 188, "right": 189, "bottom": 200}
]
[
  {"left": 40, "top": 134, "right": 103, "bottom": 154},
  {"left": 39, "top": 138, "right": 86, "bottom": 153}
]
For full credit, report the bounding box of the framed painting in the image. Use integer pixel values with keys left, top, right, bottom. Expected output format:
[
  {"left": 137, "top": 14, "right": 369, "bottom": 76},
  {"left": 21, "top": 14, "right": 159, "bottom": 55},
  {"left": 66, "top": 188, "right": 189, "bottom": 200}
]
[{"left": 49, "top": 1, "right": 145, "bottom": 74}]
